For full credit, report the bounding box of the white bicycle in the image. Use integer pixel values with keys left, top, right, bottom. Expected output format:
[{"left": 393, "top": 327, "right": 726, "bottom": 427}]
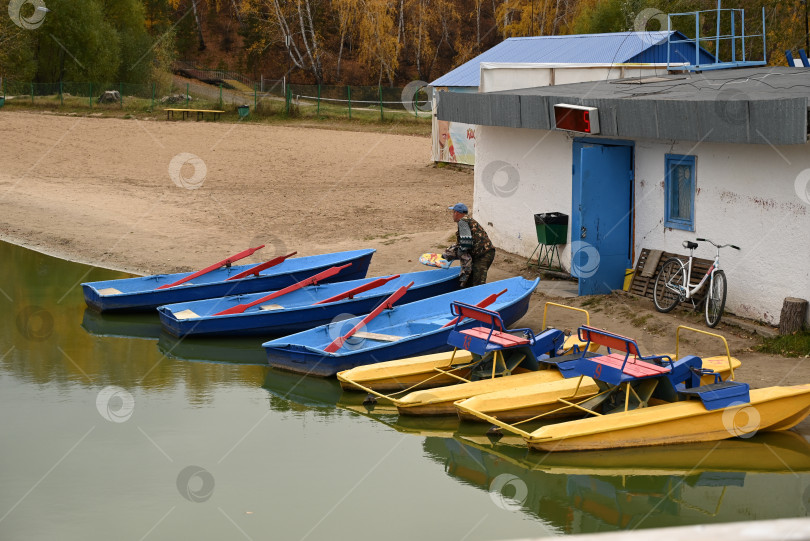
[{"left": 653, "top": 238, "right": 741, "bottom": 328}]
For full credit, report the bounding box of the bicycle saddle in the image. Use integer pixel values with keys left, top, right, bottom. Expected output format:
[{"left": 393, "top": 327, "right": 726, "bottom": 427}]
[{"left": 682, "top": 241, "right": 698, "bottom": 250}]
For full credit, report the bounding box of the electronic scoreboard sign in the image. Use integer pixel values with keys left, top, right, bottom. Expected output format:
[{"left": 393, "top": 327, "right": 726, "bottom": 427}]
[{"left": 553, "top": 104, "right": 600, "bottom": 134}]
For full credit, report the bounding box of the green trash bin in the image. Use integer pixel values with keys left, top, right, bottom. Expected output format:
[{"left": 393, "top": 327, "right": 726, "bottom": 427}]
[
  {"left": 238, "top": 105, "right": 249, "bottom": 118},
  {"left": 0, "top": 97, "right": 5, "bottom": 108},
  {"left": 534, "top": 212, "right": 568, "bottom": 245}
]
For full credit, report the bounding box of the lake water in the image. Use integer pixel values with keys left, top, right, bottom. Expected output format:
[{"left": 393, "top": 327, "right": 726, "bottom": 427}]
[{"left": 2, "top": 241, "right": 809, "bottom": 540}]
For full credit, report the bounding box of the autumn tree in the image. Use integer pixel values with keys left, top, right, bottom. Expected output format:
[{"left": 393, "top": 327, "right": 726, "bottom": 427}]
[{"left": 242, "top": 0, "right": 326, "bottom": 82}]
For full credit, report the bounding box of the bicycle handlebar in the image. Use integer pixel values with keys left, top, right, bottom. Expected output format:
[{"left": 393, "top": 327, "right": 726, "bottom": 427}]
[{"left": 695, "top": 238, "right": 740, "bottom": 250}]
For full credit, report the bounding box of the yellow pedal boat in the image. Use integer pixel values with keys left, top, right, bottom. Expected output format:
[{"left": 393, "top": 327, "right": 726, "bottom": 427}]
[
  {"left": 457, "top": 326, "right": 810, "bottom": 452},
  {"left": 515, "top": 385, "right": 810, "bottom": 452},
  {"left": 457, "top": 326, "right": 740, "bottom": 423},
  {"left": 337, "top": 302, "right": 594, "bottom": 394}
]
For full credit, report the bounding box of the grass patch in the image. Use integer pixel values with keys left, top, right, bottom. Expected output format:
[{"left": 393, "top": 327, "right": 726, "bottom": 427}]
[
  {"left": 580, "top": 296, "right": 605, "bottom": 308},
  {"left": 630, "top": 313, "right": 653, "bottom": 328},
  {"left": 756, "top": 330, "right": 810, "bottom": 358}
]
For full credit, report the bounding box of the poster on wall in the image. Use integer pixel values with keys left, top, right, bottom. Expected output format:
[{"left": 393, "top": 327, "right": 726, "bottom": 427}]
[{"left": 432, "top": 117, "right": 477, "bottom": 165}]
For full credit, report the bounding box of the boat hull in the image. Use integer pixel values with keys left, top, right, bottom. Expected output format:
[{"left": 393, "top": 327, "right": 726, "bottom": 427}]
[
  {"left": 338, "top": 350, "right": 477, "bottom": 392},
  {"left": 525, "top": 385, "right": 810, "bottom": 452},
  {"left": 397, "top": 370, "right": 563, "bottom": 416},
  {"left": 457, "top": 356, "right": 741, "bottom": 423},
  {"left": 264, "top": 278, "right": 538, "bottom": 377},
  {"left": 82, "top": 249, "right": 375, "bottom": 312},
  {"left": 157, "top": 269, "right": 460, "bottom": 337},
  {"left": 337, "top": 334, "right": 590, "bottom": 394}
]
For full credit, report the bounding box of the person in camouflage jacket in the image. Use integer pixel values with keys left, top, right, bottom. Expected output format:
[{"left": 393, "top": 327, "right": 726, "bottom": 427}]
[{"left": 443, "top": 203, "right": 496, "bottom": 287}]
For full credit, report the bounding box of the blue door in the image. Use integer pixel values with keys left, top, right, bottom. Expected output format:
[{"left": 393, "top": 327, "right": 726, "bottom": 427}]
[{"left": 571, "top": 142, "right": 633, "bottom": 296}]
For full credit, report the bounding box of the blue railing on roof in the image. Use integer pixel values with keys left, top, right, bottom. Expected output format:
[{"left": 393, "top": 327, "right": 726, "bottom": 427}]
[{"left": 666, "top": 2, "right": 767, "bottom": 71}]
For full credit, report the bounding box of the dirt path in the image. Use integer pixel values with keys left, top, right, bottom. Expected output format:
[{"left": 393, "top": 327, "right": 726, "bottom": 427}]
[{"left": 1, "top": 110, "right": 808, "bottom": 433}]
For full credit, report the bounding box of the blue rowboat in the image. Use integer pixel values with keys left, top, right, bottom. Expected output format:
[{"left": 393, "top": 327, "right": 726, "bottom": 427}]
[
  {"left": 157, "top": 268, "right": 461, "bottom": 338},
  {"left": 263, "top": 277, "right": 539, "bottom": 377},
  {"left": 82, "top": 249, "right": 375, "bottom": 312}
]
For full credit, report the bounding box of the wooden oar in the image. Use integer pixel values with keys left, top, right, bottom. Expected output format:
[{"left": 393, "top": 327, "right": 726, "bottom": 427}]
[
  {"left": 156, "top": 245, "right": 265, "bottom": 290},
  {"left": 323, "top": 281, "right": 414, "bottom": 353},
  {"left": 214, "top": 263, "right": 352, "bottom": 316},
  {"left": 225, "top": 252, "right": 297, "bottom": 281},
  {"left": 441, "top": 288, "right": 508, "bottom": 328},
  {"left": 313, "top": 274, "right": 400, "bottom": 305}
]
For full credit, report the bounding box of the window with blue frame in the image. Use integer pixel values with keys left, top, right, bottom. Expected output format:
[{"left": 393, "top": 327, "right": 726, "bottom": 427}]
[{"left": 665, "top": 154, "right": 696, "bottom": 231}]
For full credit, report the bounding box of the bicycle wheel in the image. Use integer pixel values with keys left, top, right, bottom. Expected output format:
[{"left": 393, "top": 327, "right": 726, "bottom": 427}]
[
  {"left": 705, "top": 270, "right": 727, "bottom": 328},
  {"left": 653, "top": 258, "right": 684, "bottom": 312}
]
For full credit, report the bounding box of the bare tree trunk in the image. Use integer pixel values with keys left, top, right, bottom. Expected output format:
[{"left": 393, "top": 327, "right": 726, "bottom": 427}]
[
  {"left": 337, "top": 28, "right": 346, "bottom": 77},
  {"left": 416, "top": 0, "right": 424, "bottom": 78},
  {"left": 191, "top": 0, "right": 206, "bottom": 50},
  {"left": 231, "top": 0, "right": 243, "bottom": 24},
  {"left": 476, "top": 0, "right": 481, "bottom": 49},
  {"left": 301, "top": 0, "right": 323, "bottom": 81},
  {"left": 271, "top": 0, "right": 306, "bottom": 71},
  {"left": 397, "top": 0, "right": 405, "bottom": 54}
]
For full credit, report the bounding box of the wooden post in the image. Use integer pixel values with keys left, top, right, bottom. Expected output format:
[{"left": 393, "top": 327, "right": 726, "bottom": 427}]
[{"left": 779, "top": 298, "right": 808, "bottom": 335}]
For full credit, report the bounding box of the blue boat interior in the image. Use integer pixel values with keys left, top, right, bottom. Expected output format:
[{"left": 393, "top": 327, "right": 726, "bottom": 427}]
[
  {"left": 159, "top": 268, "right": 460, "bottom": 318},
  {"left": 263, "top": 277, "right": 540, "bottom": 357},
  {"left": 83, "top": 249, "right": 376, "bottom": 293}
]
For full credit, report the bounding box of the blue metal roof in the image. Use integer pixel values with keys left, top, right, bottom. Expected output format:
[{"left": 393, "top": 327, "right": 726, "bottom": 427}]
[{"left": 430, "top": 31, "right": 714, "bottom": 87}]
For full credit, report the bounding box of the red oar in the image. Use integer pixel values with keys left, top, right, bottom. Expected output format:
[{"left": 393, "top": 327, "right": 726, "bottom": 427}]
[
  {"left": 157, "top": 245, "right": 265, "bottom": 290},
  {"left": 313, "top": 274, "right": 400, "bottom": 305},
  {"left": 214, "top": 264, "right": 352, "bottom": 316},
  {"left": 323, "top": 281, "right": 414, "bottom": 353},
  {"left": 225, "top": 252, "right": 297, "bottom": 281},
  {"left": 441, "top": 288, "right": 508, "bottom": 328}
]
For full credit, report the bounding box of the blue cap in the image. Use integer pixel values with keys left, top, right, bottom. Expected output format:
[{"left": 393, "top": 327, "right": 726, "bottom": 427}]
[{"left": 448, "top": 203, "right": 468, "bottom": 214}]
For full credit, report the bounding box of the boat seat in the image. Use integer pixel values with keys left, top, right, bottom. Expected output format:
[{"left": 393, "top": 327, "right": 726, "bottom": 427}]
[
  {"left": 98, "top": 288, "right": 122, "bottom": 296},
  {"left": 678, "top": 380, "right": 750, "bottom": 411},
  {"left": 577, "top": 352, "right": 671, "bottom": 386},
  {"left": 446, "top": 301, "right": 535, "bottom": 355},
  {"left": 460, "top": 327, "right": 530, "bottom": 347},
  {"left": 572, "top": 326, "right": 673, "bottom": 385}
]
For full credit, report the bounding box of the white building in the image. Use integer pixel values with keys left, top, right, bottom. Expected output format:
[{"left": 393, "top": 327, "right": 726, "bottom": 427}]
[
  {"left": 428, "top": 31, "right": 715, "bottom": 165},
  {"left": 437, "top": 66, "right": 810, "bottom": 325}
]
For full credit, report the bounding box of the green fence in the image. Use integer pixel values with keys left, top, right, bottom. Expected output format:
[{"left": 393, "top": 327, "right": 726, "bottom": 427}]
[
  {"left": 1, "top": 80, "right": 164, "bottom": 109},
  {"left": 284, "top": 83, "right": 431, "bottom": 120},
  {"left": 0, "top": 79, "right": 433, "bottom": 122}
]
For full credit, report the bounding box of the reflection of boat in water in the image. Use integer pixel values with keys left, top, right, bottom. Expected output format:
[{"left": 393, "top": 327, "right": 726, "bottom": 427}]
[
  {"left": 425, "top": 432, "right": 810, "bottom": 533},
  {"left": 157, "top": 333, "right": 267, "bottom": 364},
  {"left": 81, "top": 309, "right": 163, "bottom": 340},
  {"left": 262, "top": 367, "right": 344, "bottom": 410},
  {"left": 337, "top": 404, "right": 461, "bottom": 438},
  {"left": 259, "top": 369, "right": 463, "bottom": 435}
]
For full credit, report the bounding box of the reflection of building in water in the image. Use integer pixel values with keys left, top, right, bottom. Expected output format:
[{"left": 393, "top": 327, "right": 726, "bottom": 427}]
[{"left": 423, "top": 434, "right": 810, "bottom": 534}]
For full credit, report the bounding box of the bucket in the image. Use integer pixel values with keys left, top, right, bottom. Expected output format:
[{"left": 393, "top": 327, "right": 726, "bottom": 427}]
[{"left": 622, "top": 269, "right": 634, "bottom": 291}]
